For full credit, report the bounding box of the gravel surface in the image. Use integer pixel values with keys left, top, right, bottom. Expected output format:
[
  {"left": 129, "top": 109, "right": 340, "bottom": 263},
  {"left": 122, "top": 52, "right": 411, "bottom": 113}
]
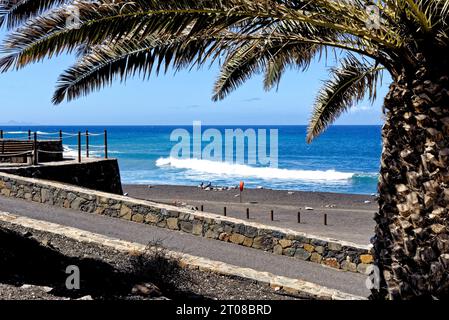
[
  {"left": 0, "top": 221, "right": 301, "bottom": 300},
  {"left": 0, "top": 284, "right": 66, "bottom": 300}
]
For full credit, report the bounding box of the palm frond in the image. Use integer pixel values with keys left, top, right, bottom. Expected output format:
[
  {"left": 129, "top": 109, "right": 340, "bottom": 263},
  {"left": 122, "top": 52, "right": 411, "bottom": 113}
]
[
  {"left": 0, "top": 1, "right": 153, "bottom": 71},
  {"left": 306, "top": 56, "right": 384, "bottom": 143},
  {"left": 212, "top": 39, "right": 321, "bottom": 102},
  {"left": 263, "top": 43, "right": 321, "bottom": 91},
  {"left": 212, "top": 41, "right": 270, "bottom": 101},
  {"left": 403, "top": 0, "right": 432, "bottom": 32},
  {"left": 0, "top": 0, "right": 404, "bottom": 73},
  {"left": 52, "top": 34, "right": 218, "bottom": 103},
  {"left": 0, "top": 0, "right": 69, "bottom": 29},
  {"left": 1, "top": 0, "right": 448, "bottom": 143}
]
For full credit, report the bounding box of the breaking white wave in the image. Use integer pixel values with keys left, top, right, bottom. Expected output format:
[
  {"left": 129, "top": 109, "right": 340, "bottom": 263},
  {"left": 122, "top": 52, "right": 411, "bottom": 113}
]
[
  {"left": 63, "top": 145, "right": 102, "bottom": 158},
  {"left": 63, "top": 146, "right": 78, "bottom": 158},
  {"left": 155, "top": 157, "right": 354, "bottom": 182},
  {"left": 3, "top": 131, "right": 58, "bottom": 135},
  {"left": 3, "top": 131, "right": 28, "bottom": 134}
]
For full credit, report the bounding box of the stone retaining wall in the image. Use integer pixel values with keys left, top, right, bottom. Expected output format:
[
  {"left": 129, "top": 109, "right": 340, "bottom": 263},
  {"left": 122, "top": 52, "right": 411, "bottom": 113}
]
[
  {"left": 36, "top": 140, "right": 64, "bottom": 162},
  {"left": 0, "top": 159, "right": 123, "bottom": 195},
  {"left": 0, "top": 172, "right": 373, "bottom": 274}
]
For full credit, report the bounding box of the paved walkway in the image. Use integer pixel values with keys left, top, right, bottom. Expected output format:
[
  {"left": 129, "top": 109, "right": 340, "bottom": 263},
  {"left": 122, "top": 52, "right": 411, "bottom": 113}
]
[
  {"left": 0, "top": 195, "right": 370, "bottom": 297},
  {"left": 124, "top": 185, "right": 377, "bottom": 245}
]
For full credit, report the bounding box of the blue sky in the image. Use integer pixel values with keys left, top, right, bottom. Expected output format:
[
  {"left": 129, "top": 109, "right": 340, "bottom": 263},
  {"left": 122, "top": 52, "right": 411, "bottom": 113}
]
[{"left": 0, "top": 33, "right": 390, "bottom": 126}]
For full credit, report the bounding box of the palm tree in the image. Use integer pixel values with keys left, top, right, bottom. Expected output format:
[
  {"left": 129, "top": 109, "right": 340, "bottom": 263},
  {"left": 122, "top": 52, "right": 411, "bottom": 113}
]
[{"left": 1, "top": 0, "right": 449, "bottom": 299}]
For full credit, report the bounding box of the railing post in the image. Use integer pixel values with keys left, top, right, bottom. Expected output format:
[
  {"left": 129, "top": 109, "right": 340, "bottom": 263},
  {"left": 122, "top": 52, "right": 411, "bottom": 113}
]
[
  {"left": 78, "top": 131, "right": 81, "bottom": 163},
  {"left": 28, "top": 130, "right": 31, "bottom": 141},
  {"left": 33, "top": 132, "right": 38, "bottom": 165},
  {"left": 104, "top": 129, "right": 108, "bottom": 159},
  {"left": 86, "top": 130, "right": 89, "bottom": 158},
  {"left": 0, "top": 130, "right": 3, "bottom": 139},
  {"left": 59, "top": 130, "right": 62, "bottom": 141}
]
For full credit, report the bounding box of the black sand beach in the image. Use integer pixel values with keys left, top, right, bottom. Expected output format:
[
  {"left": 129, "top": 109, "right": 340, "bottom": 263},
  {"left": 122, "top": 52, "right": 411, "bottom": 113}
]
[{"left": 123, "top": 185, "right": 378, "bottom": 245}]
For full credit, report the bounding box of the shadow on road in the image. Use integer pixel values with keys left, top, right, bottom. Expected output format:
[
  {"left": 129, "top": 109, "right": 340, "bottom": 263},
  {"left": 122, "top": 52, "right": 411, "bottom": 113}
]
[{"left": 0, "top": 227, "right": 204, "bottom": 300}]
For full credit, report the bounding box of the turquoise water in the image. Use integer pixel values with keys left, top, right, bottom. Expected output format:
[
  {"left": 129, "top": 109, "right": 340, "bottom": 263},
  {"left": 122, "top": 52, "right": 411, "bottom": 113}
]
[{"left": 1, "top": 125, "right": 381, "bottom": 194}]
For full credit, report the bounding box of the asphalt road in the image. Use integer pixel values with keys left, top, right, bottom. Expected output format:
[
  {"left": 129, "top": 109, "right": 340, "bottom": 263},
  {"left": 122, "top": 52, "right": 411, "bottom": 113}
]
[{"left": 0, "top": 195, "right": 370, "bottom": 297}]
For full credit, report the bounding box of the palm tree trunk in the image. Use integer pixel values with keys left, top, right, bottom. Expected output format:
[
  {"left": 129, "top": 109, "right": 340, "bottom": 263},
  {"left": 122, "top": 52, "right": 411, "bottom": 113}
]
[{"left": 373, "top": 67, "right": 449, "bottom": 299}]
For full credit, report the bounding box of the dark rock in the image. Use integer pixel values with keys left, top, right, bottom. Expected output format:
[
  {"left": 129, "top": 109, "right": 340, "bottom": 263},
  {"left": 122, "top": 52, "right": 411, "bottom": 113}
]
[
  {"left": 294, "top": 248, "right": 311, "bottom": 261},
  {"left": 180, "top": 221, "right": 193, "bottom": 233},
  {"left": 310, "top": 239, "right": 327, "bottom": 247},
  {"left": 131, "top": 283, "right": 162, "bottom": 297}
]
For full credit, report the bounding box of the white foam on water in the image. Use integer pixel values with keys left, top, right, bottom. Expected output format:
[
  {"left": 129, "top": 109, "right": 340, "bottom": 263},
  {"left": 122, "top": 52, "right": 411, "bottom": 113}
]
[
  {"left": 155, "top": 157, "right": 354, "bottom": 182},
  {"left": 63, "top": 146, "right": 78, "bottom": 158},
  {"left": 4, "top": 131, "right": 28, "bottom": 134}
]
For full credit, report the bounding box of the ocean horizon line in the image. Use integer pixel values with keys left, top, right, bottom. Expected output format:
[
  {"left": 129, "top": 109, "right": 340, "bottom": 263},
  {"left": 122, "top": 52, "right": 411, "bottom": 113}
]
[
  {"left": 0, "top": 124, "right": 383, "bottom": 127},
  {"left": 1, "top": 124, "right": 381, "bottom": 194}
]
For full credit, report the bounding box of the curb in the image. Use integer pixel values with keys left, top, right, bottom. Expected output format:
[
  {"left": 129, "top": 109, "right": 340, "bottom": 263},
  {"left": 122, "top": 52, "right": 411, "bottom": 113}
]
[{"left": 0, "top": 211, "right": 366, "bottom": 300}]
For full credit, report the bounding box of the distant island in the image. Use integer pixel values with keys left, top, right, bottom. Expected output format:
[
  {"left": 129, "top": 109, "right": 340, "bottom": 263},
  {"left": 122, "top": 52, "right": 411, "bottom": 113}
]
[{"left": 0, "top": 121, "right": 38, "bottom": 126}]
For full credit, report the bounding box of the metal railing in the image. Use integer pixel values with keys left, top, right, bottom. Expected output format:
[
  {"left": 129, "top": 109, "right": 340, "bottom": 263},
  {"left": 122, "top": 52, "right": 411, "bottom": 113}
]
[{"left": 0, "top": 129, "right": 108, "bottom": 164}]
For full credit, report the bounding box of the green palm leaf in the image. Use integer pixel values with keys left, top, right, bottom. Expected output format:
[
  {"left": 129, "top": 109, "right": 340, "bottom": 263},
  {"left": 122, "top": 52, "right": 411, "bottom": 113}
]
[
  {"left": 306, "top": 56, "right": 384, "bottom": 143},
  {"left": 0, "top": 0, "right": 404, "bottom": 73},
  {"left": 0, "top": 0, "right": 69, "bottom": 29},
  {"left": 52, "top": 34, "right": 221, "bottom": 103},
  {"left": 0, "top": 0, "right": 447, "bottom": 134},
  {"left": 212, "top": 40, "right": 320, "bottom": 101}
]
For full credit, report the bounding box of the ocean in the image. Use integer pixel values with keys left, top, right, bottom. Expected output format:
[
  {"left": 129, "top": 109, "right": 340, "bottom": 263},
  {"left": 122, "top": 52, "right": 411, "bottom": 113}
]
[{"left": 0, "top": 125, "right": 381, "bottom": 195}]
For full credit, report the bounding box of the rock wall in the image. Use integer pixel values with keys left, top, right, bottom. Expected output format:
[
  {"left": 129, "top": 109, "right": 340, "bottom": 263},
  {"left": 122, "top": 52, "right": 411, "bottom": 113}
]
[
  {"left": 36, "top": 140, "right": 63, "bottom": 162},
  {"left": 0, "top": 159, "right": 123, "bottom": 195},
  {"left": 0, "top": 172, "right": 372, "bottom": 274}
]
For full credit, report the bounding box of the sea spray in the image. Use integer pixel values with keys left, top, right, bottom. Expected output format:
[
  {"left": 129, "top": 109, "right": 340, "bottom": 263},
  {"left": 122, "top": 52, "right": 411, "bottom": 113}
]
[
  {"left": 170, "top": 121, "right": 278, "bottom": 167},
  {"left": 156, "top": 157, "right": 354, "bottom": 182}
]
